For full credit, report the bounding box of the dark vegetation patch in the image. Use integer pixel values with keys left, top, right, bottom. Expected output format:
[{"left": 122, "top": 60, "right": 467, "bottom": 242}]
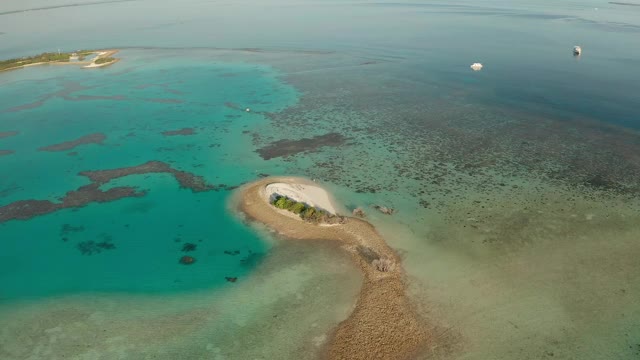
[
  {"left": 60, "top": 224, "right": 85, "bottom": 235},
  {"left": 77, "top": 239, "right": 116, "bottom": 255},
  {"left": 179, "top": 255, "right": 196, "bottom": 265},
  {"left": 181, "top": 243, "right": 197, "bottom": 252},
  {"left": 271, "top": 195, "right": 345, "bottom": 224},
  {"left": 0, "top": 131, "right": 18, "bottom": 139},
  {"left": 162, "top": 128, "right": 196, "bottom": 136},
  {"left": 256, "top": 132, "right": 348, "bottom": 160},
  {"left": 38, "top": 133, "right": 106, "bottom": 152},
  {"left": 0, "top": 161, "right": 229, "bottom": 223}
]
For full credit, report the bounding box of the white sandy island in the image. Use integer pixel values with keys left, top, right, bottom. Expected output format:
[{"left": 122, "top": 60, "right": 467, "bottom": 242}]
[{"left": 265, "top": 182, "right": 337, "bottom": 214}]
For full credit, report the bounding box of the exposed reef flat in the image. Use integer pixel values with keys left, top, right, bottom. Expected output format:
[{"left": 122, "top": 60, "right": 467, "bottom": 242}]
[
  {"left": 0, "top": 131, "right": 18, "bottom": 139},
  {"left": 237, "top": 177, "right": 434, "bottom": 360},
  {"left": 0, "top": 150, "right": 14, "bottom": 156},
  {"left": 162, "top": 128, "right": 196, "bottom": 136},
  {"left": 0, "top": 161, "right": 222, "bottom": 223},
  {"left": 38, "top": 133, "right": 106, "bottom": 152},
  {"left": 256, "top": 133, "right": 348, "bottom": 160}
]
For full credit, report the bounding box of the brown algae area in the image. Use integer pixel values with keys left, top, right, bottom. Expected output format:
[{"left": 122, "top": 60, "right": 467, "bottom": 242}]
[
  {"left": 38, "top": 133, "right": 106, "bottom": 152},
  {"left": 256, "top": 133, "right": 348, "bottom": 160},
  {"left": 161, "top": 128, "right": 196, "bottom": 136},
  {"left": 238, "top": 177, "right": 437, "bottom": 360},
  {"left": 0, "top": 161, "right": 223, "bottom": 223}
]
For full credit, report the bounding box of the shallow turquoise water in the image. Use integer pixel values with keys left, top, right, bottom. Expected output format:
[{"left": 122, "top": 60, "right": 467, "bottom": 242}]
[{"left": 0, "top": 50, "right": 298, "bottom": 300}]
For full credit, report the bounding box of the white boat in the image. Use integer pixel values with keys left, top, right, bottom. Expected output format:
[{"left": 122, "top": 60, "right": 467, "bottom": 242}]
[
  {"left": 470, "top": 63, "right": 483, "bottom": 71},
  {"left": 573, "top": 46, "right": 582, "bottom": 56}
]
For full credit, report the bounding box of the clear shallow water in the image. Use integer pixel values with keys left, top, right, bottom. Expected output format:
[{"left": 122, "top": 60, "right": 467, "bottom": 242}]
[
  {"left": 0, "top": 50, "right": 300, "bottom": 299},
  {"left": 1, "top": 1, "right": 640, "bottom": 359}
]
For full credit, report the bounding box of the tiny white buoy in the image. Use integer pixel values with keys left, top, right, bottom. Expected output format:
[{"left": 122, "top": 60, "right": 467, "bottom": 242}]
[
  {"left": 470, "top": 63, "right": 483, "bottom": 71},
  {"left": 245, "top": 108, "right": 251, "bottom": 112},
  {"left": 573, "top": 46, "right": 582, "bottom": 56}
]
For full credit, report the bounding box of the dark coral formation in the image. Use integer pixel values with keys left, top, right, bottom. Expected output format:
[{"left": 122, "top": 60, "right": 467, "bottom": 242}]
[
  {"left": 60, "top": 224, "right": 85, "bottom": 235},
  {"left": 0, "top": 131, "right": 18, "bottom": 139},
  {"left": 0, "top": 185, "right": 143, "bottom": 223},
  {"left": 181, "top": 243, "right": 197, "bottom": 252},
  {"left": 255, "top": 132, "right": 348, "bottom": 160},
  {"left": 179, "top": 255, "right": 196, "bottom": 265},
  {"left": 77, "top": 240, "right": 116, "bottom": 255},
  {"left": 0, "top": 161, "right": 228, "bottom": 223},
  {"left": 0, "top": 150, "right": 14, "bottom": 156},
  {"left": 79, "top": 161, "right": 218, "bottom": 192},
  {"left": 38, "top": 133, "right": 106, "bottom": 152},
  {"left": 162, "top": 128, "right": 196, "bottom": 136}
]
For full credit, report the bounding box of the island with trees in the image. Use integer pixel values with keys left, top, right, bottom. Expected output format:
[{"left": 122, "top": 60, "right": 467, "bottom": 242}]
[{"left": 0, "top": 49, "right": 120, "bottom": 73}]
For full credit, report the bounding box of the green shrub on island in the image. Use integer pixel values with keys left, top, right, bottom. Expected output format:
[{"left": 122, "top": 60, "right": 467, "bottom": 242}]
[
  {"left": 0, "top": 52, "right": 72, "bottom": 71},
  {"left": 271, "top": 195, "right": 337, "bottom": 223},
  {"left": 94, "top": 57, "right": 116, "bottom": 65}
]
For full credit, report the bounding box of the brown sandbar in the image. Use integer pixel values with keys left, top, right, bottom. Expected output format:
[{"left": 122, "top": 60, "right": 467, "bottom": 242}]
[
  {"left": 38, "top": 133, "right": 106, "bottom": 152},
  {"left": 237, "top": 177, "right": 432, "bottom": 360}
]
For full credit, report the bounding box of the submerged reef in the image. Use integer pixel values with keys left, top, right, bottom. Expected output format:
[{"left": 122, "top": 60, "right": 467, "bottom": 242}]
[
  {"left": 255, "top": 132, "right": 348, "bottom": 160},
  {"left": 38, "top": 133, "right": 106, "bottom": 152},
  {"left": 0, "top": 131, "right": 18, "bottom": 139},
  {"left": 77, "top": 240, "right": 116, "bottom": 255},
  {"left": 0, "top": 161, "right": 225, "bottom": 223},
  {"left": 161, "top": 128, "right": 196, "bottom": 136}
]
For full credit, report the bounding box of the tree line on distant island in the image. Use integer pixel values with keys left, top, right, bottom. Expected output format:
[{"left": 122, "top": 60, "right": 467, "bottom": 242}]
[
  {"left": 271, "top": 195, "right": 343, "bottom": 224},
  {"left": 0, "top": 52, "right": 72, "bottom": 71},
  {"left": 0, "top": 50, "right": 115, "bottom": 72}
]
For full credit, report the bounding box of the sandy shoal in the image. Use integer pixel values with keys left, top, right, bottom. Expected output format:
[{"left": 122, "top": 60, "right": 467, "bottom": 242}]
[
  {"left": 237, "top": 176, "right": 431, "bottom": 360},
  {"left": 265, "top": 182, "right": 337, "bottom": 214}
]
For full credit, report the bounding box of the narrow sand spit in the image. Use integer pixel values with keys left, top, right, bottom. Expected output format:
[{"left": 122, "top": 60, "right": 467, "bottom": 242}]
[{"left": 237, "top": 177, "right": 430, "bottom": 360}]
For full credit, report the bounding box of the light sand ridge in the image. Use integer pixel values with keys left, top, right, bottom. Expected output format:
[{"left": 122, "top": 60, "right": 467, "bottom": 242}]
[{"left": 237, "top": 177, "right": 436, "bottom": 360}]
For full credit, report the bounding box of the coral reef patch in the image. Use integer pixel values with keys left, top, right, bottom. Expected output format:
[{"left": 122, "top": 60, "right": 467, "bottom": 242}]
[
  {"left": 255, "top": 133, "right": 348, "bottom": 160},
  {"left": 162, "top": 128, "right": 196, "bottom": 136},
  {"left": 38, "top": 133, "right": 106, "bottom": 152},
  {"left": 0, "top": 161, "right": 227, "bottom": 223}
]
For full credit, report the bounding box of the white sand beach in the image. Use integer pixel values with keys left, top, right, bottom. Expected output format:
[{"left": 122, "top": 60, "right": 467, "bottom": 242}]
[{"left": 265, "top": 181, "right": 337, "bottom": 214}]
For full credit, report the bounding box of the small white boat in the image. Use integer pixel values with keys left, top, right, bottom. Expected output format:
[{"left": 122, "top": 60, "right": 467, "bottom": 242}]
[
  {"left": 470, "top": 63, "right": 483, "bottom": 71},
  {"left": 573, "top": 46, "right": 582, "bottom": 56}
]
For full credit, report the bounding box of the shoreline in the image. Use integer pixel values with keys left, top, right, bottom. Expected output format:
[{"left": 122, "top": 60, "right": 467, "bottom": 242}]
[
  {"left": 236, "top": 176, "right": 431, "bottom": 359},
  {"left": 0, "top": 49, "right": 120, "bottom": 73}
]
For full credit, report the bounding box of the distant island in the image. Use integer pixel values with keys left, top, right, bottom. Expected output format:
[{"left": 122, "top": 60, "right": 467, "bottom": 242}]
[{"left": 0, "top": 49, "right": 120, "bottom": 73}]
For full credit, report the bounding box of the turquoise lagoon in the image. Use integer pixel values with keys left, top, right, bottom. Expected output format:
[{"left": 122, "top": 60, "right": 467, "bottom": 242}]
[{"left": 1, "top": 0, "right": 640, "bottom": 359}]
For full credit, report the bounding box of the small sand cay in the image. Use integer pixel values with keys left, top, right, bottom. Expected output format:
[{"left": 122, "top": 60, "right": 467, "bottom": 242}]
[
  {"left": 237, "top": 177, "right": 433, "bottom": 360},
  {"left": 265, "top": 182, "right": 337, "bottom": 214},
  {"left": 83, "top": 50, "right": 120, "bottom": 68}
]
